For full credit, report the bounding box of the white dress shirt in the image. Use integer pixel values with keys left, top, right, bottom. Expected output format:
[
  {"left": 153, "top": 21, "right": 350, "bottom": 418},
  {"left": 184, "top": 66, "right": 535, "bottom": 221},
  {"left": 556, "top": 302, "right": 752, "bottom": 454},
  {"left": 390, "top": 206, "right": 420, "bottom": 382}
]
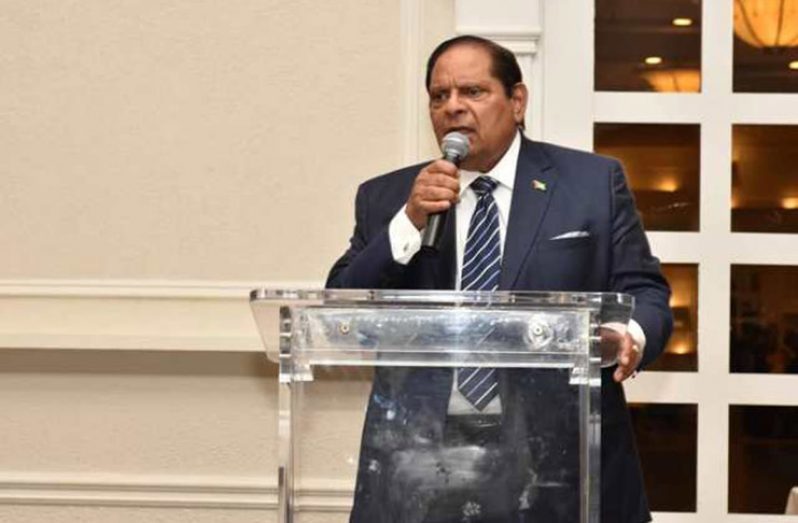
[{"left": 387, "top": 131, "right": 645, "bottom": 414}]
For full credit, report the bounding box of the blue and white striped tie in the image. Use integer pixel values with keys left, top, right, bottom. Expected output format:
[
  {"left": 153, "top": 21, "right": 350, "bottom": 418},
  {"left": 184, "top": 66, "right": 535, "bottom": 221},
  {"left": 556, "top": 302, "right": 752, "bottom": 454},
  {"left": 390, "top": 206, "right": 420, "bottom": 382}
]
[{"left": 458, "top": 176, "right": 501, "bottom": 410}]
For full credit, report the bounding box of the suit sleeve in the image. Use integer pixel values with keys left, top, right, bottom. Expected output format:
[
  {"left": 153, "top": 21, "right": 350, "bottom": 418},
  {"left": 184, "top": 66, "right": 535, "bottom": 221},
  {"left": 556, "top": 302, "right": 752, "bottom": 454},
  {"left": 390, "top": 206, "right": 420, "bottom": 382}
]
[
  {"left": 608, "top": 161, "right": 673, "bottom": 368},
  {"left": 326, "top": 183, "right": 409, "bottom": 289}
]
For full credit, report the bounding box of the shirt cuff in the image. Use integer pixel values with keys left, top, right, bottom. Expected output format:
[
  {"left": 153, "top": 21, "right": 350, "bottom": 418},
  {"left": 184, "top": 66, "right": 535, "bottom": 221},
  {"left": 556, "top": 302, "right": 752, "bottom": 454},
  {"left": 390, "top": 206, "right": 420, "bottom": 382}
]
[{"left": 388, "top": 205, "right": 422, "bottom": 265}]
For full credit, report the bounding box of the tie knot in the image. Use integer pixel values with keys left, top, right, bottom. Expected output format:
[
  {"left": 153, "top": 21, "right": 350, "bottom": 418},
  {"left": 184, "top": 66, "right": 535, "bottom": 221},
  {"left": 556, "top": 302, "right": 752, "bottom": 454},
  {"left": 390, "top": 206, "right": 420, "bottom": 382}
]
[{"left": 470, "top": 176, "right": 498, "bottom": 197}]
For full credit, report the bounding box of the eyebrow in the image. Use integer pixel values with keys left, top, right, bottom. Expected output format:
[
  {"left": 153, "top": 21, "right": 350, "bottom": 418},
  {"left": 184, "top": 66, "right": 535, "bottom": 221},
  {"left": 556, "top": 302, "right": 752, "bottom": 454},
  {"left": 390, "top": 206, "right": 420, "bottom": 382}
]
[{"left": 430, "top": 82, "right": 484, "bottom": 91}]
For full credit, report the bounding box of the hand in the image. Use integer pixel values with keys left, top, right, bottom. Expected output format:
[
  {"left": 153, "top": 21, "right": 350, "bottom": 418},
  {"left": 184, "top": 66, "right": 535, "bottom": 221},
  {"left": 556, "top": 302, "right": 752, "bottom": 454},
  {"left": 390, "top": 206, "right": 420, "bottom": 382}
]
[
  {"left": 599, "top": 327, "right": 642, "bottom": 383},
  {"left": 405, "top": 160, "right": 460, "bottom": 230},
  {"left": 614, "top": 331, "right": 642, "bottom": 382}
]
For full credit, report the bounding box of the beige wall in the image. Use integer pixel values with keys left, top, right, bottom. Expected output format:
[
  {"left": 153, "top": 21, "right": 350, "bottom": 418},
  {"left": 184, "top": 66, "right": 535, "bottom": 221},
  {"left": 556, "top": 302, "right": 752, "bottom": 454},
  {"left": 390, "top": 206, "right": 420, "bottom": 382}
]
[
  {"left": 0, "top": 1, "right": 455, "bottom": 522},
  {"left": 0, "top": 0, "right": 420, "bottom": 282}
]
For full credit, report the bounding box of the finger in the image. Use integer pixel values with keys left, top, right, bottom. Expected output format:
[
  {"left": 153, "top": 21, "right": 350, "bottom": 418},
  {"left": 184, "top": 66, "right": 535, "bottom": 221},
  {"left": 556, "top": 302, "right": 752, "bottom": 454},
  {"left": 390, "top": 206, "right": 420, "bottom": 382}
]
[
  {"left": 615, "top": 356, "right": 631, "bottom": 381},
  {"left": 614, "top": 346, "right": 640, "bottom": 382},
  {"left": 619, "top": 347, "right": 634, "bottom": 367},
  {"left": 614, "top": 362, "right": 633, "bottom": 382},
  {"left": 416, "top": 174, "right": 460, "bottom": 196},
  {"left": 427, "top": 173, "right": 461, "bottom": 192},
  {"left": 415, "top": 186, "right": 459, "bottom": 204},
  {"left": 427, "top": 159, "right": 459, "bottom": 178},
  {"left": 416, "top": 200, "right": 452, "bottom": 214}
]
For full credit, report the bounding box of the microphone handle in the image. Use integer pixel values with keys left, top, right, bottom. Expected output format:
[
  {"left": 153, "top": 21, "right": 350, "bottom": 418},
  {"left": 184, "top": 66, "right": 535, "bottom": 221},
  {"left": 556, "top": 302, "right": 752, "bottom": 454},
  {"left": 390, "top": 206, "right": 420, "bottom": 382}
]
[
  {"left": 420, "top": 153, "right": 460, "bottom": 251},
  {"left": 421, "top": 212, "right": 446, "bottom": 250}
]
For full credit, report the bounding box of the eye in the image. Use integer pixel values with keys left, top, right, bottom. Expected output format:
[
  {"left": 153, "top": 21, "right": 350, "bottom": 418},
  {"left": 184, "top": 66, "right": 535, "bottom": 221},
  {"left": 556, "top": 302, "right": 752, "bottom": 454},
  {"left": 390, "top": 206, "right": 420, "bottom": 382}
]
[
  {"left": 430, "top": 90, "right": 449, "bottom": 105},
  {"left": 464, "top": 86, "right": 484, "bottom": 97}
]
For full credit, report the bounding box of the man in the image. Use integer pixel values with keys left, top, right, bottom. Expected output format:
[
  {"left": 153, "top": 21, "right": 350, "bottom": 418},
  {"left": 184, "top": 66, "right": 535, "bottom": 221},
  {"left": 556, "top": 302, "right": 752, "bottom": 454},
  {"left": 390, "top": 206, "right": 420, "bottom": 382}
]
[{"left": 327, "top": 35, "right": 672, "bottom": 523}]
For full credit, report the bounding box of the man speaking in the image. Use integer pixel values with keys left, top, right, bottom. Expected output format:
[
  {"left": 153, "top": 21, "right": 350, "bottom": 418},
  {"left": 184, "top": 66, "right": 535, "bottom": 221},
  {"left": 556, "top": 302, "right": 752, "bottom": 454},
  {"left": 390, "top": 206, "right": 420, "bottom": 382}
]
[{"left": 327, "top": 35, "right": 672, "bottom": 523}]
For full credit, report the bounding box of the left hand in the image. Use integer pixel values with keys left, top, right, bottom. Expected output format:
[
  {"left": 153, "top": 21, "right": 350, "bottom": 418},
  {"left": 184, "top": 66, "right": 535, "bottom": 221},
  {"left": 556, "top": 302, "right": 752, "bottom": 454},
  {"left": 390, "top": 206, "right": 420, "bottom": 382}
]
[
  {"left": 615, "top": 332, "right": 642, "bottom": 382},
  {"left": 599, "top": 327, "right": 642, "bottom": 383}
]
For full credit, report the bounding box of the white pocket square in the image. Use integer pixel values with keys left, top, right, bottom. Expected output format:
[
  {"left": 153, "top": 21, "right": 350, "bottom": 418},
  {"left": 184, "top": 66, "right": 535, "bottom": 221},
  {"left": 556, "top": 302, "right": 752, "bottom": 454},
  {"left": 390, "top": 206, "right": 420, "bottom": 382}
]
[{"left": 550, "top": 230, "right": 590, "bottom": 240}]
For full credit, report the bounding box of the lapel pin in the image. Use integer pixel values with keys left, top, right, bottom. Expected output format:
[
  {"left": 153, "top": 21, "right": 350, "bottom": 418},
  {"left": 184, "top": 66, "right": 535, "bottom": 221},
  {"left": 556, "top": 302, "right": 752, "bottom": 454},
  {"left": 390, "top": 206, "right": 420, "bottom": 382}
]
[{"left": 532, "top": 179, "right": 547, "bottom": 192}]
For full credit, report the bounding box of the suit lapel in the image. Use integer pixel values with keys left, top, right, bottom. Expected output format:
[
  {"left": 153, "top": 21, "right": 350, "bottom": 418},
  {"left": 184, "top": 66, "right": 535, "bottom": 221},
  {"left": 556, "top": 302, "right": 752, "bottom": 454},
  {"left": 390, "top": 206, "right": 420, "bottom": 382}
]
[{"left": 499, "top": 138, "right": 557, "bottom": 290}]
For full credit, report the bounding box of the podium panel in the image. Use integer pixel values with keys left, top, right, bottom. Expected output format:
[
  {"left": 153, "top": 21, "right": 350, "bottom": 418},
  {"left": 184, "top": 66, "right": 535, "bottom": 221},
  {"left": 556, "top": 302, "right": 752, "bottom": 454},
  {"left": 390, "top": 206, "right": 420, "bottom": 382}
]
[{"left": 251, "top": 290, "right": 633, "bottom": 523}]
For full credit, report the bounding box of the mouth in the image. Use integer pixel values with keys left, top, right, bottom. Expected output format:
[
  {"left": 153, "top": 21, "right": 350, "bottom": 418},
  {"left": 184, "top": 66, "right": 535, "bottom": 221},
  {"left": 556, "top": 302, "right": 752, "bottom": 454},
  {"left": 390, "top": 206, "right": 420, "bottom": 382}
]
[{"left": 447, "top": 126, "right": 474, "bottom": 135}]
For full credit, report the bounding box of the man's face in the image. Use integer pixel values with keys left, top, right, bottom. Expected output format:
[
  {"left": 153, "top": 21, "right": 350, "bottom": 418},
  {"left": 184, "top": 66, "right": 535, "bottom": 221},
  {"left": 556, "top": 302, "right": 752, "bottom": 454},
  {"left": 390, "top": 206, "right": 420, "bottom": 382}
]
[{"left": 428, "top": 44, "right": 527, "bottom": 172}]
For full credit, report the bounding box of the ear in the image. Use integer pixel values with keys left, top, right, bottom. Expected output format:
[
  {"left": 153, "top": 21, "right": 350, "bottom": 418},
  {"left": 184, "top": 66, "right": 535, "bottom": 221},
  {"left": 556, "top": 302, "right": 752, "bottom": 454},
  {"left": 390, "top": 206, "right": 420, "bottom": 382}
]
[{"left": 511, "top": 83, "right": 528, "bottom": 125}]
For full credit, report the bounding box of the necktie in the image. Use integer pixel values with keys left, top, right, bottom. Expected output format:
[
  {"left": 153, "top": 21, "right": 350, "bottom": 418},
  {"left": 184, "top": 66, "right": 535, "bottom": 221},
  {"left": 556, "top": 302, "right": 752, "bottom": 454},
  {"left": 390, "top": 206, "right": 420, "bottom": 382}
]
[{"left": 457, "top": 176, "right": 501, "bottom": 410}]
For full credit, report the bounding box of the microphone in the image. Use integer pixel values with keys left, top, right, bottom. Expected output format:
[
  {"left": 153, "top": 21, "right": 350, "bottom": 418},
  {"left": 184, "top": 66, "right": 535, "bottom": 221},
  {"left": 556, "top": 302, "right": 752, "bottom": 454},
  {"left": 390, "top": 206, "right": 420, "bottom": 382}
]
[{"left": 421, "top": 131, "right": 470, "bottom": 251}]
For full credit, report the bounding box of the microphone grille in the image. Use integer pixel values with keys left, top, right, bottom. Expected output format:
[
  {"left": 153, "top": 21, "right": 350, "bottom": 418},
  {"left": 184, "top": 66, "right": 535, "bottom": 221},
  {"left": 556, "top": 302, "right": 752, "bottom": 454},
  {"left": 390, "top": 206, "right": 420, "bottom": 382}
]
[{"left": 441, "top": 131, "right": 470, "bottom": 161}]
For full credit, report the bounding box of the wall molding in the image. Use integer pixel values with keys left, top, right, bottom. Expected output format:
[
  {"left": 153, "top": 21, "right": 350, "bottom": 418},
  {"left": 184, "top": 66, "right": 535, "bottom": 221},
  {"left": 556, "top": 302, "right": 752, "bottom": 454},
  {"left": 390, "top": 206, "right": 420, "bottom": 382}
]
[
  {"left": 0, "top": 279, "right": 322, "bottom": 299},
  {"left": 0, "top": 473, "right": 354, "bottom": 513},
  {"left": 0, "top": 473, "right": 276, "bottom": 510},
  {"left": 0, "top": 279, "right": 320, "bottom": 352}
]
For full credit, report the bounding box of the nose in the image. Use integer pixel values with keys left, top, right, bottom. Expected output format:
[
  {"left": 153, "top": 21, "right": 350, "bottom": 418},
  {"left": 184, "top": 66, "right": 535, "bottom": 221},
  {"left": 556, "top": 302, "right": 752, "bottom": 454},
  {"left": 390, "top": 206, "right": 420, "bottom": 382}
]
[{"left": 443, "top": 91, "right": 466, "bottom": 116}]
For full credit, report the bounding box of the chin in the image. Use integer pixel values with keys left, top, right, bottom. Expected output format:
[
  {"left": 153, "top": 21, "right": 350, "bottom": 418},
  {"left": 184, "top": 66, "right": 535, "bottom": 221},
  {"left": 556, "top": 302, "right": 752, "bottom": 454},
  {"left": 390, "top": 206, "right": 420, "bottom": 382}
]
[{"left": 461, "top": 158, "right": 483, "bottom": 172}]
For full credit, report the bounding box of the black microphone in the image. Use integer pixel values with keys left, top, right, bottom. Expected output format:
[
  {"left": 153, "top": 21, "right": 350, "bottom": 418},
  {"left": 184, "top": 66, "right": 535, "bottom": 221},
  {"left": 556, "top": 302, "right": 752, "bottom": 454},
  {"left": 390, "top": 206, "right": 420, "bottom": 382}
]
[{"left": 421, "top": 131, "right": 470, "bottom": 251}]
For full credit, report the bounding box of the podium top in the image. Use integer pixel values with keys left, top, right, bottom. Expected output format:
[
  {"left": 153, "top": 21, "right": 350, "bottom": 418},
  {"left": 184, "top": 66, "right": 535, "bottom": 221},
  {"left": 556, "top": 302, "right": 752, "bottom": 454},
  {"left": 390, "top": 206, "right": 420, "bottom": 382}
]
[
  {"left": 250, "top": 290, "right": 633, "bottom": 366},
  {"left": 249, "top": 288, "right": 632, "bottom": 310}
]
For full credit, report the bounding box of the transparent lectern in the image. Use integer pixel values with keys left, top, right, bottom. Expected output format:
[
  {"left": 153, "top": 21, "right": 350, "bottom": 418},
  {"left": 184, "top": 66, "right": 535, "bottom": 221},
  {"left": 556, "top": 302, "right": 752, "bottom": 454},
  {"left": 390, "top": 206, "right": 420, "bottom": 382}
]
[{"left": 250, "top": 289, "right": 633, "bottom": 523}]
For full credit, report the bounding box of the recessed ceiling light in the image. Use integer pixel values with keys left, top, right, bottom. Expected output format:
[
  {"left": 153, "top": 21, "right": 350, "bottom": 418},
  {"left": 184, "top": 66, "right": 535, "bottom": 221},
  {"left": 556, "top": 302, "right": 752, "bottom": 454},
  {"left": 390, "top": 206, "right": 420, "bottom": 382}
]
[
  {"left": 789, "top": 61, "right": 798, "bottom": 70},
  {"left": 644, "top": 56, "right": 663, "bottom": 65},
  {"left": 673, "top": 18, "right": 693, "bottom": 27}
]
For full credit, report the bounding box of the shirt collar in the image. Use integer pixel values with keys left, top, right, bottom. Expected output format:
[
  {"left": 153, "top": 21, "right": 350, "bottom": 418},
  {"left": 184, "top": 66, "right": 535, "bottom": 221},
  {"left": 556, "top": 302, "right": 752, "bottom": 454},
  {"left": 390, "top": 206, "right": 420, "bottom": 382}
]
[{"left": 459, "top": 130, "right": 521, "bottom": 196}]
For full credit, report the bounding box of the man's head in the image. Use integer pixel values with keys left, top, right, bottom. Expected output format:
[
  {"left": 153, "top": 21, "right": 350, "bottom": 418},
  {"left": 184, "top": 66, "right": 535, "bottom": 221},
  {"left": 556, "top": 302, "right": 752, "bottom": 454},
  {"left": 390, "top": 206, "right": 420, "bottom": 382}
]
[{"left": 425, "top": 36, "right": 527, "bottom": 172}]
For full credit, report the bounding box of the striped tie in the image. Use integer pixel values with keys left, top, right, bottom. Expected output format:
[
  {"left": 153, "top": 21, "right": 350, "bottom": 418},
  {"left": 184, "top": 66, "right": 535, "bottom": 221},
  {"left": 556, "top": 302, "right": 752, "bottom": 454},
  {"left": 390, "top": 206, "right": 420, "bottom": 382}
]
[{"left": 457, "top": 176, "right": 501, "bottom": 410}]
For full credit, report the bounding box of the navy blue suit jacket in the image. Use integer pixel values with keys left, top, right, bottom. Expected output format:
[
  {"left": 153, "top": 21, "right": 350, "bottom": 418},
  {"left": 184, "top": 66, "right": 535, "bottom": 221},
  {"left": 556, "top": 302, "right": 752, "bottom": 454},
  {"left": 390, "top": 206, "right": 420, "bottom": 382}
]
[{"left": 327, "top": 137, "right": 672, "bottom": 523}]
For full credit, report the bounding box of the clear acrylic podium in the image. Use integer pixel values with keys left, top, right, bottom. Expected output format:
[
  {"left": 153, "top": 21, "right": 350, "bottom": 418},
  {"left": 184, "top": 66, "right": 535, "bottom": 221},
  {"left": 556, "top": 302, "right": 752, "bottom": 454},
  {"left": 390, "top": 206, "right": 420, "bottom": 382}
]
[{"left": 250, "top": 289, "right": 633, "bottom": 523}]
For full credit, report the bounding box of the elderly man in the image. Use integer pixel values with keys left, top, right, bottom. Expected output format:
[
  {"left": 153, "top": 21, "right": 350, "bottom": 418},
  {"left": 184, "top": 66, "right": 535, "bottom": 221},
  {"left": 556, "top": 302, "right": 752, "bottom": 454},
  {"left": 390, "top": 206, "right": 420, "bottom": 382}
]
[{"left": 327, "top": 35, "right": 672, "bottom": 523}]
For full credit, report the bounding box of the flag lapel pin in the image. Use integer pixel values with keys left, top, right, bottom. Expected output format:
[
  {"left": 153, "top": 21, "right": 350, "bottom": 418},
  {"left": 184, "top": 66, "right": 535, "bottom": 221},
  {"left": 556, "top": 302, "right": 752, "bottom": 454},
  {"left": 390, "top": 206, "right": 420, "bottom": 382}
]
[{"left": 532, "top": 179, "right": 547, "bottom": 192}]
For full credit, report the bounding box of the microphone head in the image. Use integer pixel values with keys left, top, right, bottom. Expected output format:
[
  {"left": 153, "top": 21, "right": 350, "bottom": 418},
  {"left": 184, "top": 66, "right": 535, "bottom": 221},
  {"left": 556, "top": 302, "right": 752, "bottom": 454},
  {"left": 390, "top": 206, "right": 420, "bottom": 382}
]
[{"left": 441, "top": 131, "right": 470, "bottom": 164}]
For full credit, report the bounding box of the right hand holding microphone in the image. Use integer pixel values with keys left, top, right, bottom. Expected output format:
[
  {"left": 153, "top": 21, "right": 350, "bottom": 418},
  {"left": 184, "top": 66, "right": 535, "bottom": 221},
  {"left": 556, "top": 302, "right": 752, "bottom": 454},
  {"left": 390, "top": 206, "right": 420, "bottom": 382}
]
[{"left": 405, "top": 159, "right": 460, "bottom": 231}]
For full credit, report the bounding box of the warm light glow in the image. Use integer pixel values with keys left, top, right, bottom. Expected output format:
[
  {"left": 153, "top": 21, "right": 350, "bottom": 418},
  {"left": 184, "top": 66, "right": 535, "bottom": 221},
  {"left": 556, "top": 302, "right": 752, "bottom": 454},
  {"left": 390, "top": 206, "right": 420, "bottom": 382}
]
[
  {"left": 670, "top": 296, "right": 688, "bottom": 308},
  {"left": 657, "top": 179, "right": 680, "bottom": 193},
  {"left": 669, "top": 343, "right": 693, "bottom": 355},
  {"left": 642, "top": 68, "right": 701, "bottom": 92},
  {"left": 673, "top": 17, "right": 693, "bottom": 27},
  {"left": 783, "top": 197, "right": 798, "bottom": 209},
  {"left": 790, "top": 61, "right": 798, "bottom": 70},
  {"left": 644, "top": 56, "right": 663, "bottom": 65},
  {"left": 734, "top": 0, "right": 798, "bottom": 49}
]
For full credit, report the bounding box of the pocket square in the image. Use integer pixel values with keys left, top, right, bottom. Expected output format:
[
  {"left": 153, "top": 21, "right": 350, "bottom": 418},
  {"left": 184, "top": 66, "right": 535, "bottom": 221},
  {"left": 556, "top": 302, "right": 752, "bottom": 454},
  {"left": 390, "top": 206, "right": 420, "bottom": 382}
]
[{"left": 550, "top": 230, "right": 590, "bottom": 240}]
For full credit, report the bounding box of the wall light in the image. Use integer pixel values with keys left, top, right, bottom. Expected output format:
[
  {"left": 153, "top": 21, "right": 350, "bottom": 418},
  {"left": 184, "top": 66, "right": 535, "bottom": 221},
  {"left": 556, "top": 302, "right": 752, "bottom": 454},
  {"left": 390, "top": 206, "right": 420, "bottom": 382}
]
[
  {"left": 644, "top": 56, "right": 663, "bottom": 65},
  {"left": 782, "top": 197, "right": 798, "bottom": 209},
  {"left": 669, "top": 343, "right": 694, "bottom": 355},
  {"left": 734, "top": 0, "right": 798, "bottom": 49},
  {"left": 642, "top": 68, "right": 701, "bottom": 92},
  {"left": 657, "top": 179, "right": 680, "bottom": 193},
  {"left": 790, "top": 61, "right": 798, "bottom": 70},
  {"left": 673, "top": 18, "right": 693, "bottom": 27}
]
